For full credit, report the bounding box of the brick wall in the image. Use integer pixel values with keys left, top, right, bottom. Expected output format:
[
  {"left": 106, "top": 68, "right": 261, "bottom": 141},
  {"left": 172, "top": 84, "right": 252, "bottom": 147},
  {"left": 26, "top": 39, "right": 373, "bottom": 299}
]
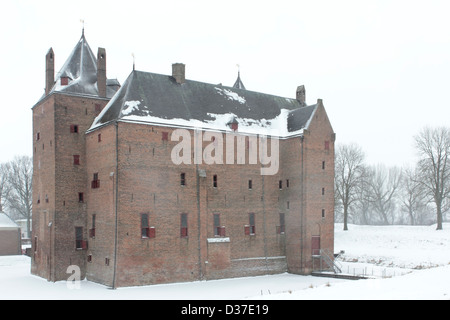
[
  {"left": 0, "top": 229, "right": 21, "bottom": 255},
  {"left": 84, "top": 113, "right": 334, "bottom": 287}
]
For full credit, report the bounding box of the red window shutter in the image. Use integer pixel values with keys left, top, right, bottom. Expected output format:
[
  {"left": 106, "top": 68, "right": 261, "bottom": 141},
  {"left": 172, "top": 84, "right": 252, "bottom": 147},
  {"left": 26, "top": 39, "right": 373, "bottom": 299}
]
[
  {"left": 70, "top": 125, "right": 75, "bottom": 133},
  {"left": 73, "top": 155, "right": 80, "bottom": 165},
  {"left": 61, "top": 77, "right": 69, "bottom": 85},
  {"left": 89, "top": 228, "right": 96, "bottom": 238},
  {"left": 162, "top": 132, "right": 169, "bottom": 141},
  {"left": 244, "top": 225, "right": 250, "bottom": 236},
  {"left": 218, "top": 226, "right": 226, "bottom": 237},
  {"left": 91, "top": 180, "right": 100, "bottom": 189},
  {"left": 181, "top": 227, "right": 188, "bottom": 238},
  {"left": 149, "top": 227, "right": 156, "bottom": 239},
  {"left": 81, "top": 240, "right": 88, "bottom": 250}
]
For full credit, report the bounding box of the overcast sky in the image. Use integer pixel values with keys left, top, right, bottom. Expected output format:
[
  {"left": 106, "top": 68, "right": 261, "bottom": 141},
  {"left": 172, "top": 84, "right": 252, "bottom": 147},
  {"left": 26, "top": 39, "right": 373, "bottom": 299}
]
[{"left": 1, "top": 0, "right": 450, "bottom": 167}]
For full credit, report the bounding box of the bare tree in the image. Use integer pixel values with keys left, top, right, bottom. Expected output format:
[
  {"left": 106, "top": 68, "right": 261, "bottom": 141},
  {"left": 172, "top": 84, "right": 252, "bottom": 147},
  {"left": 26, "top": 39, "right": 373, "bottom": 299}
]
[
  {"left": 400, "top": 166, "right": 433, "bottom": 225},
  {"left": 335, "top": 143, "right": 366, "bottom": 230},
  {"left": 5, "top": 156, "right": 33, "bottom": 238},
  {"left": 353, "top": 165, "right": 375, "bottom": 225},
  {"left": 414, "top": 127, "right": 450, "bottom": 230},
  {"left": 0, "top": 163, "right": 10, "bottom": 212},
  {"left": 366, "top": 165, "right": 402, "bottom": 225}
]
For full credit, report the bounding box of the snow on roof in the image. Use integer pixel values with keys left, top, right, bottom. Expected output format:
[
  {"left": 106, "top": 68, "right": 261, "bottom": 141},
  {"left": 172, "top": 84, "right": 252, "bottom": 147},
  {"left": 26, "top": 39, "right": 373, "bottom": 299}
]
[
  {"left": 46, "top": 33, "right": 119, "bottom": 99},
  {"left": 89, "top": 70, "right": 317, "bottom": 137}
]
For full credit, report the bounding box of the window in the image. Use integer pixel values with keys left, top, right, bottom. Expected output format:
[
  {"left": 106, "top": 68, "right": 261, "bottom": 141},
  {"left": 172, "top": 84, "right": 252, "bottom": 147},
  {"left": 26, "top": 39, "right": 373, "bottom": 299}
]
[
  {"left": 140, "top": 213, "right": 155, "bottom": 239},
  {"left": 213, "top": 175, "right": 218, "bottom": 188},
  {"left": 70, "top": 124, "right": 79, "bottom": 133},
  {"left": 141, "top": 213, "right": 149, "bottom": 238},
  {"left": 89, "top": 214, "right": 96, "bottom": 238},
  {"left": 105, "top": 258, "right": 110, "bottom": 266},
  {"left": 277, "top": 213, "right": 285, "bottom": 234},
  {"left": 279, "top": 180, "right": 283, "bottom": 190},
  {"left": 322, "top": 209, "right": 325, "bottom": 219},
  {"left": 45, "top": 194, "right": 49, "bottom": 203},
  {"left": 248, "top": 180, "right": 252, "bottom": 190},
  {"left": 73, "top": 155, "right": 80, "bottom": 165},
  {"left": 180, "top": 173, "right": 186, "bottom": 186},
  {"left": 180, "top": 213, "right": 188, "bottom": 238},
  {"left": 162, "top": 132, "right": 169, "bottom": 141},
  {"left": 78, "top": 192, "right": 84, "bottom": 203},
  {"left": 75, "top": 227, "right": 86, "bottom": 250},
  {"left": 322, "top": 187, "right": 325, "bottom": 195},
  {"left": 214, "top": 214, "right": 226, "bottom": 237},
  {"left": 322, "top": 161, "right": 326, "bottom": 170},
  {"left": 286, "top": 179, "right": 290, "bottom": 188},
  {"left": 98, "top": 134, "right": 102, "bottom": 142},
  {"left": 245, "top": 213, "right": 256, "bottom": 235},
  {"left": 36, "top": 132, "right": 40, "bottom": 141},
  {"left": 91, "top": 173, "right": 100, "bottom": 189},
  {"left": 87, "top": 255, "right": 92, "bottom": 263}
]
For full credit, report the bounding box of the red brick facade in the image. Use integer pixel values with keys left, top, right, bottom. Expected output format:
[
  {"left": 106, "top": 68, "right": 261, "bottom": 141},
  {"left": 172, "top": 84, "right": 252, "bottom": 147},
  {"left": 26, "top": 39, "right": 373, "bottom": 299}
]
[{"left": 31, "top": 39, "right": 335, "bottom": 288}]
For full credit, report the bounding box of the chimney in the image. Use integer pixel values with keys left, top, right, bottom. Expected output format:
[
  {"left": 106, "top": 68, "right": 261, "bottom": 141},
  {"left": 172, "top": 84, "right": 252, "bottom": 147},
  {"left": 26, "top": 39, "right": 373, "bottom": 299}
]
[
  {"left": 97, "top": 48, "right": 107, "bottom": 97},
  {"left": 172, "top": 63, "right": 185, "bottom": 84},
  {"left": 45, "top": 48, "right": 55, "bottom": 95},
  {"left": 296, "top": 85, "right": 306, "bottom": 105}
]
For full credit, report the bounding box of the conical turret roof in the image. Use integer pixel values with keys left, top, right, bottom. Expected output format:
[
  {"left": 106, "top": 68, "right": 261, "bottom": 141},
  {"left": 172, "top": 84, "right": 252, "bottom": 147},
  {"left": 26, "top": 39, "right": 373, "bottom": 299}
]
[{"left": 48, "top": 32, "right": 118, "bottom": 98}]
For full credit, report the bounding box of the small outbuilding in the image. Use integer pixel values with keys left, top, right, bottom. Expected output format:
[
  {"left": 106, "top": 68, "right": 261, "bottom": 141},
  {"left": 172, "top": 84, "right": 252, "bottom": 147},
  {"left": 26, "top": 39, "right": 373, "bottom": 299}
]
[{"left": 0, "top": 212, "right": 22, "bottom": 255}]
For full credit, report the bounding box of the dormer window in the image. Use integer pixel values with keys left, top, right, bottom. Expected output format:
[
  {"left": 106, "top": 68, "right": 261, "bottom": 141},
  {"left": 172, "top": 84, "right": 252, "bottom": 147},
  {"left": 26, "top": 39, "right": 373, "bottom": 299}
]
[
  {"left": 228, "top": 117, "right": 239, "bottom": 132},
  {"left": 61, "top": 77, "right": 70, "bottom": 86}
]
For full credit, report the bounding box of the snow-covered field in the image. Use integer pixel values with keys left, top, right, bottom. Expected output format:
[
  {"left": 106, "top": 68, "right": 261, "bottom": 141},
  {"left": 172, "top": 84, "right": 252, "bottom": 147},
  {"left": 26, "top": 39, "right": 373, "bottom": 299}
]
[{"left": 0, "top": 223, "right": 449, "bottom": 300}]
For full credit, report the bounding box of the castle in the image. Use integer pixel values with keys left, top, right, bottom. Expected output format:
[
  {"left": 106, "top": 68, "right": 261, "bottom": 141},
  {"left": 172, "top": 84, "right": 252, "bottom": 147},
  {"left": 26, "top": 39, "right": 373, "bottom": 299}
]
[{"left": 31, "top": 31, "right": 335, "bottom": 288}]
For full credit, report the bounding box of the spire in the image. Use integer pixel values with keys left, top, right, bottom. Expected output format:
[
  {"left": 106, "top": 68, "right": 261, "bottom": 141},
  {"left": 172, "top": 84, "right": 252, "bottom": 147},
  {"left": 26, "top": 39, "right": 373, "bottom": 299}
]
[{"left": 233, "top": 65, "right": 246, "bottom": 90}]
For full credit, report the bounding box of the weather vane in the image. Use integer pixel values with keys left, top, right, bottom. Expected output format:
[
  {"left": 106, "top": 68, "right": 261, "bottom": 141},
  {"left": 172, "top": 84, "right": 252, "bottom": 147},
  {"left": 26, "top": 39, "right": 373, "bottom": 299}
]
[
  {"left": 80, "top": 19, "right": 85, "bottom": 35},
  {"left": 132, "top": 53, "right": 135, "bottom": 71}
]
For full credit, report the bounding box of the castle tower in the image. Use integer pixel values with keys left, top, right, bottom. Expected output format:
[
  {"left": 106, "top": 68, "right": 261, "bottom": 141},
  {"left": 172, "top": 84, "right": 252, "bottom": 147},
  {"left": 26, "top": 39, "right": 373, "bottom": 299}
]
[{"left": 31, "top": 32, "right": 120, "bottom": 282}]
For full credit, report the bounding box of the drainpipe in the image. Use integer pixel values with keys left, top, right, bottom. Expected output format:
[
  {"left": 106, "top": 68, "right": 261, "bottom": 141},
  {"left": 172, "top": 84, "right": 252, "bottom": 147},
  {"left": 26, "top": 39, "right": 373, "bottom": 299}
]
[
  {"left": 112, "top": 121, "right": 119, "bottom": 289},
  {"left": 300, "top": 135, "right": 305, "bottom": 274}
]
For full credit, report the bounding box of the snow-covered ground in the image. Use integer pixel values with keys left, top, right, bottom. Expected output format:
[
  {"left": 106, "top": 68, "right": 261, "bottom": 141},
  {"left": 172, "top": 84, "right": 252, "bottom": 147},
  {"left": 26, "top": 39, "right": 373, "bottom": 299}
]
[{"left": 0, "top": 223, "right": 449, "bottom": 300}]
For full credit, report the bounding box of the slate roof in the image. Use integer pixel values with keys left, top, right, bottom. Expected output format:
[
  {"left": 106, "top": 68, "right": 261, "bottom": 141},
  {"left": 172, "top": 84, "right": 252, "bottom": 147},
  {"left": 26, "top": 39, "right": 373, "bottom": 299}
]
[
  {"left": 89, "top": 70, "right": 317, "bottom": 137},
  {"left": 47, "top": 33, "right": 119, "bottom": 99}
]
